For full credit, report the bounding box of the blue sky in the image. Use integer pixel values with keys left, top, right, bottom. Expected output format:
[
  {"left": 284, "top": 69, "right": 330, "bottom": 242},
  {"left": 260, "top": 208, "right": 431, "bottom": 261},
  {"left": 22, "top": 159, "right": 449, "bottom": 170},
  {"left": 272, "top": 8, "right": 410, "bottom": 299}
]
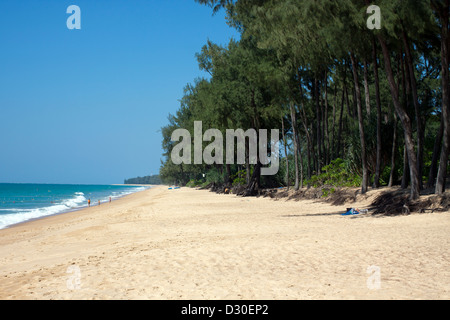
[{"left": 0, "top": 0, "right": 239, "bottom": 184}]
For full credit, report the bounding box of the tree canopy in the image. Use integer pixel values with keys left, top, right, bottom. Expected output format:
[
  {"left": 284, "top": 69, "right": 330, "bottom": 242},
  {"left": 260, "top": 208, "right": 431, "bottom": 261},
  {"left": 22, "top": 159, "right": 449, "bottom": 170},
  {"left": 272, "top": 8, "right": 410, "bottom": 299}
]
[{"left": 159, "top": 0, "right": 449, "bottom": 199}]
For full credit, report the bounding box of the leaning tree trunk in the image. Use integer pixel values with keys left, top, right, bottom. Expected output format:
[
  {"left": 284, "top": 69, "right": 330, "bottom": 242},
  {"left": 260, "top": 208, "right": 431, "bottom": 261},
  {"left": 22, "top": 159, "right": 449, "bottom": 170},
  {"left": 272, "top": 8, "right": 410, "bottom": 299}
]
[
  {"left": 400, "top": 48, "right": 410, "bottom": 190},
  {"left": 388, "top": 115, "right": 398, "bottom": 187},
  {"left": 402, "top": 28, "right": 424, "bottom": 190},
  {"left": 352, "top": 84, "right": 358, "bottom": 120},
  {"left": 401, "top": 146, "right": 410, "bottom": 189},
  {"left": 377, "top": 35, "right": 420, "bottom": 200},
  {"left": 435, "top": 0, "right": 450, "bottom": 195},
  {"left": 350, "top": 52, "right": 369, "bottom": 194}
]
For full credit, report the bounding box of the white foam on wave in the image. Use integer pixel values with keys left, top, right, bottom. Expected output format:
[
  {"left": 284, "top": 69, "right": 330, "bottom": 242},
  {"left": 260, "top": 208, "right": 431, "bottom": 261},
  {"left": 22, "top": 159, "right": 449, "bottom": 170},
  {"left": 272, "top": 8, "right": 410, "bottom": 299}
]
[
  {"left": 112, "top": 187, "right": 147, "bottom": 199},
  {"left": 0, "top": 193, "right": 87, "bottom": 230}
]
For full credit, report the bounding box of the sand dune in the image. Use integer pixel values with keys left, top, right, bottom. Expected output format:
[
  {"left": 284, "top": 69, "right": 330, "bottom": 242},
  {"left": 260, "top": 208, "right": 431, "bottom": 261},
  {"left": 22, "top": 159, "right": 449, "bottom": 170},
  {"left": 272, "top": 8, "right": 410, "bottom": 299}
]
[{"left": 0, "top": 186, "right": 449, "bottom": 299}]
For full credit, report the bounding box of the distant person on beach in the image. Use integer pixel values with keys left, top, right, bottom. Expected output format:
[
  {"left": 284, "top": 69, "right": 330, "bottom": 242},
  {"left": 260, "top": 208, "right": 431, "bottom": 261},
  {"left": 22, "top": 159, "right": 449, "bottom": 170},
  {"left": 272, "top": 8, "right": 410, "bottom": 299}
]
[
  {"left": 88, "top": 199, "right": 91, "bottom": 207},
  {"left": 109, "top": 197, "right": 111, "bottom": 203},
  {"left": 98, "top": 200, "right": 100, "bottom": 206}
]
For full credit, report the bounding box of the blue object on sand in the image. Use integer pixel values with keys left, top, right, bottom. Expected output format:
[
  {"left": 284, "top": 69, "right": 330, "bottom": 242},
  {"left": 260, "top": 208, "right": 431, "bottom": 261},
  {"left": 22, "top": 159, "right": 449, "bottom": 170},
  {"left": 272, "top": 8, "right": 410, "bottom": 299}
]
[{"left": 341, "top": 208, "right": 360, "bottom": 216}]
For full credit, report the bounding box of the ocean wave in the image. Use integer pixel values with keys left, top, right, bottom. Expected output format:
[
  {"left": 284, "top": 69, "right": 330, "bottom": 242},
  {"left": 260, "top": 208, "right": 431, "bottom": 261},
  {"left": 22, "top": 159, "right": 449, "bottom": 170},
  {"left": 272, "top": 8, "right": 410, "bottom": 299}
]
[
  {"left": 0, "top": 192, "right": 87, "bottom": 230},
  {"left": 0, "top": 186, "right": 148, "bottom": 230},
  {"left": 62, "top": 193, "right": 87, "bottom": 208},
  {"left": 107, "top": 187, "right": 147, "bottom": 201}
]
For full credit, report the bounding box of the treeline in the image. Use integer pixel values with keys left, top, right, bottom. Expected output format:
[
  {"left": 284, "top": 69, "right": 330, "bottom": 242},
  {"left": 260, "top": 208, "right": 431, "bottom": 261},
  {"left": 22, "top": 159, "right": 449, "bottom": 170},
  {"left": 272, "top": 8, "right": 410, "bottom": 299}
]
[
  {"left": 160, "top": 0, "right": 449, "bottom": 199},
  {"left": 124, "top": 174, "right": 162, "bottom": 185}
]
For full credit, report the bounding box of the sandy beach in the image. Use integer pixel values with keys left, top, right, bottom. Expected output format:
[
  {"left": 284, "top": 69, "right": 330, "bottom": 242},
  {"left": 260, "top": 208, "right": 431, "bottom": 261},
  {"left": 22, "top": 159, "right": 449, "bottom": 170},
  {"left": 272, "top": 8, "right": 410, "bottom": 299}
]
[{"left": 0, "top": 185, "right": 449, "bottom": 300}]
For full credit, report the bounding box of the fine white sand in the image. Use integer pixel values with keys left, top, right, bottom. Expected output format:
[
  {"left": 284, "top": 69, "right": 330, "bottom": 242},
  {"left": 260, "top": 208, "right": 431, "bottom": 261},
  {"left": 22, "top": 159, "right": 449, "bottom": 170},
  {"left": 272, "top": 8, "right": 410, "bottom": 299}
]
[{"left": 0, "top": 186, "right": 449, "bottom": 299}]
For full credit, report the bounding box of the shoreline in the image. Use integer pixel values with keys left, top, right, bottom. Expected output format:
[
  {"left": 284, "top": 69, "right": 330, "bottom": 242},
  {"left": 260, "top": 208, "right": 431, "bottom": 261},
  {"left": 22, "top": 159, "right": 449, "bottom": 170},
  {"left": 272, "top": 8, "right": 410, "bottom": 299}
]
[
  {"left": 0, "top": 186, "right": 152, "bottom": 231},
  {"left": 0, "top": 185, "right": 449, "bottom": 299}
]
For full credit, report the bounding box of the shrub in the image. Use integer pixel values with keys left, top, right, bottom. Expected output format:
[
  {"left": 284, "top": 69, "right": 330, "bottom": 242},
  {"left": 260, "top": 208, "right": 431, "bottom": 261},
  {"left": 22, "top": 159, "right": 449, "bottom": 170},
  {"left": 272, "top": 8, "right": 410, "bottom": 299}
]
[
  {"left": 305, "top": 158, "right": 362, "bottom": 189},
  {"left": 186, "top": 179, "right": 202, "bottom": 188},
  {"left": 205, "top": 167, "right": 224, "bottom": 184},
  {"left": 231, "top": 168, "right": 253, "bottom": 187}
]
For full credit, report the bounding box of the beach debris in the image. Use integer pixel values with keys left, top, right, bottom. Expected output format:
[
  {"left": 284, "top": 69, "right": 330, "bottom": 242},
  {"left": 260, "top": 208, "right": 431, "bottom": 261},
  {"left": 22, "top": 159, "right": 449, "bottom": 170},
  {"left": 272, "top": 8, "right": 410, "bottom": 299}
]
[
  {"left": 402, "top": 204, "right": 410, "bottom": 214},
  {"left": 371, "top": 190, "right": 450, "bottom": 215},
  {"left": 341, "top": 208, "right": 368, "bottom": 216}
]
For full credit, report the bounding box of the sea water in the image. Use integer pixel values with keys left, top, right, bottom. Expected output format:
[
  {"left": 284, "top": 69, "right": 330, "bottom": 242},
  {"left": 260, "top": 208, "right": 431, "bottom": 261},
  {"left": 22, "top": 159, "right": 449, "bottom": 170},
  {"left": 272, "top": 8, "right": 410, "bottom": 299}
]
[{"left": 0, "top": 183, "right": 149, "bottom": 229}]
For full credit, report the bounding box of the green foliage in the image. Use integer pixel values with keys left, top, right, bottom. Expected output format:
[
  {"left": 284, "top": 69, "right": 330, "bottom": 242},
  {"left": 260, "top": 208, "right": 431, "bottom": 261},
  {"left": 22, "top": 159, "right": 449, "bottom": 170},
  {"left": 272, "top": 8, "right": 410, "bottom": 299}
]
[
  {"left": 186, "top": 179, "right": 203, "bottom": 188},
  {"left": 232, "top": 175, "right": 246, "bottom": 187},
  {"left": 231, "top": 168, "right": 253, "bottom": 186},
  {"left": 306, "top": 159, "right": 362, "bottom": 188},
  {"left": 124, "top": 174, "right": 162, "bottom": 185},
  {"left": 322, "top": 187, "right": 336, "bottom": 198},
  {"left": 380, "top": 166, "right": 392, "bottom": 186},
  {"left": 205, "top": 167, "right": 224, "bottom": 184},
  {"left": 157, "top": 0, "right": 446, "bottom": 196}
]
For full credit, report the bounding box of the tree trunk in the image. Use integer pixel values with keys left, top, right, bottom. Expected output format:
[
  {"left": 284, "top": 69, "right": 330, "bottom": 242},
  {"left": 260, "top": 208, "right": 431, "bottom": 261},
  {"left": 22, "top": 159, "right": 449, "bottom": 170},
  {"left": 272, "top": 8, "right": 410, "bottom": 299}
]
[
  {"left": 225, "top": 164, "right": 232, "bottom": 186},
  {"left": 401, "top": 47, "right": 411, "bottom": 189},
  {"left": 245, "top": 163, "right": 261, "bottom": 196},
  {"left": 402, "top": 28, "right": 424, "bottom": 190},
  {"left": 377, "top": 34, "right": 420, "bottom": 200},
  {"left": 435, "top": 0, "right": 450, "bottom": 195},
  {"left": 350, "top": 52, "right": 369, "bottom": 194},
  {"left": 331, "top": 81, "right": 337, "bottom": 158},
  {"left": 373, "top": 38, "right": 383, "bottom": 188},
  {"left": 345, "top": 76, "right": 352, "bottom": 122},
  {"left": 245, "top": 139, "right": 250, "bottom": 185},
  {"left": 324, "top": 71, "right": 330, "bottom": 165},
  {"left": 388, "top": 116, "right": 398, "bottom": 187},
  {"left": 298, "top": 80, "right": 312, "bottom": 185},
  {"left": 352, "top": 84, "right": 358, "bottom": 120},
  {"left": 336, "top": 81, "right": 346, "bottom": 159},
  {"left": 296, "top": 130, "right": 304, "bottom": 189},
  {"left": 281, "top": 116, "right": 289, "bottom": 190},
  {"left": 427, "top": 115, "right": 444, "bottom": 189},
  {"left": 300, "top": 108, "right": 312, "bottom": 186},
  {"left": 245, "top": 89, "right": 261, "bottom": 196},
  {"left": 401, "top": 146, "right": 410, "bottom": 189},
  {"left": 315, "top": 77, "right": 322, "bottom": 172},
  {"left": 363, "top": 59, "right": 371, "bottom": 115},
  {"left": 347, "top": 86, "right": 353, "bottom": 119},
  {"left": 290, "top": 100, "right": 300, "bottom": 191}
]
